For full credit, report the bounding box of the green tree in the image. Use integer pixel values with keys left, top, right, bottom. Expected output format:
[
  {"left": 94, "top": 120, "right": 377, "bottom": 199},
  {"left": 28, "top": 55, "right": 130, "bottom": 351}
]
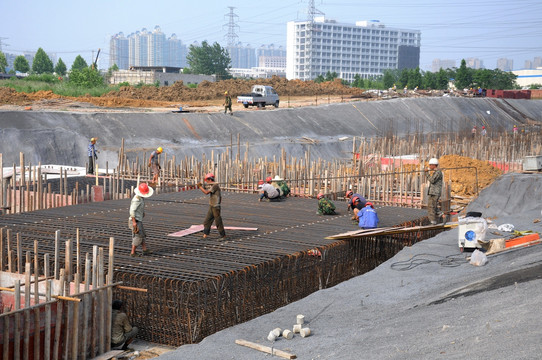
[
  {"left": 0, "top": 51, "right": 7, "bottom": 73},
  {"left": 423, "top": 71, "right": 437, "bottom": 89},
  {"left": 314, "top": 74, "right": 325, "bottom": 83},
  {"left": 382, "top": 70, "right": 395, "bottom": 89},
  {"left": 398, "top": 68, "right": 409, "bottom": 88},
  {"left": 71, "top": 55, "right": 89, "bottom": 72},
  {"left": 186, "top": 41, "right": 231, "bottom": 79},
  {"left": 436, "top": 68, "right": 449, "bottom": 90},
  {"left": 14, "top": 55, "right": 30, "bottom": 73},
  {"left": 407, "top": 67, "right": 422, "bottom": 89},
  {"left": 69, "top": 67, "right": 104, "bottom": 87},
  {"left": 490, "top": 68, "right": 517, "bottom": 89},
  {"left": 455, "top": 59, "right": 472, "bottom": 89},
  {"left": 324, "top": 71, "right": 338, "bottom": 82},
  {"left": 32, "top": 48, "right": 54, "bottom": 74},
  {"left": 55, "top": 58, "right": 67, "bottom": 76},
  {"left": 352, "top": 74, "right": 364, "bottom": 88}
]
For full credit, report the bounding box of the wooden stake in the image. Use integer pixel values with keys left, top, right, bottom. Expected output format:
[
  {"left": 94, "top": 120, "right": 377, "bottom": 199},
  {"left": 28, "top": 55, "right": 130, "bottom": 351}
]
[{"left": 235, "top": 339, "right": 296, "bottom": 359}]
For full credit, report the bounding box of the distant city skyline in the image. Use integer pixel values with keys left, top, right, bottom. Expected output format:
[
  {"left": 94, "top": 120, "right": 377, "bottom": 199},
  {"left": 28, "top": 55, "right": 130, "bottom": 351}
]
[{"left": 1, "top": 0, "right": 541, "bottom": 72}]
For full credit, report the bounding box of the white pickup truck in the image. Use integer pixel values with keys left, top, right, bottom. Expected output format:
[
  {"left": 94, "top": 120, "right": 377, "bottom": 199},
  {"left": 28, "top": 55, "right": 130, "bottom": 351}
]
[{"left": 237, "top": 85, "right": 280, "bottom": 108}]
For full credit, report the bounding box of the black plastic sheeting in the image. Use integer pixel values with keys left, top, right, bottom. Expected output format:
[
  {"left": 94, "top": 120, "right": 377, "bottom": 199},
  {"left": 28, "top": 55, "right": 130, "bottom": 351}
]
[{"left": 1, "top": 97, "right": 541, "bottom": 166}]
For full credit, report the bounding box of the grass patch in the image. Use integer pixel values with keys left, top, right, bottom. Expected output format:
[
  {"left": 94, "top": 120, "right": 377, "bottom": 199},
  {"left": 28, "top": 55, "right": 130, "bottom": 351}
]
[{"left": 0, "top": 78, "right": 121, "bottom": 97}]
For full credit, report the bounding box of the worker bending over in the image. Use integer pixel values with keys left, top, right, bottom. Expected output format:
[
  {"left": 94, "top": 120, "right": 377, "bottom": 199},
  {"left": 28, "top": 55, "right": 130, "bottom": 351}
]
[
  {"left": 317, "top": 193, "right": 336, "bottom": 215},
  {"left": 358, "top": 202, "right": 379, "bottom": 229},
  {"left": 259, "top": 176, "right": 281, "bottom": 202}
]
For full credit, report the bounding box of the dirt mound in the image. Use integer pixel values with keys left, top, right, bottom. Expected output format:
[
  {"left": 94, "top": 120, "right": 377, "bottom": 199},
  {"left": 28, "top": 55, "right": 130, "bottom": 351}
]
[
  {"left": 0, "top": 76, "right": 367, "bottom": 109},
  {"left": 438, "top": 155, "right": 503, "bottom": 196},
  {"left": 102, "top": 76, "right": 366, "bottom": 103}
]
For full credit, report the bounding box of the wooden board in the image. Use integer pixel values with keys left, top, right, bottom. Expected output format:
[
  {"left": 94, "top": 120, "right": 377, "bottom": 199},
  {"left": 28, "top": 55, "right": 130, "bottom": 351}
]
[
  {"left": 235, "top": 339, "right": 296, "bottom": 359},
  {"left": 168, "top": 225, "right": 259, "bottom": 237}
]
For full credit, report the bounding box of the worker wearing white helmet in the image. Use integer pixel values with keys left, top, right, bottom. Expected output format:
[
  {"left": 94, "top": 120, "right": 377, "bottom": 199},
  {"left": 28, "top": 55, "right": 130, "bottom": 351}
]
[
  {"left": 425, "top": 158, "right": 443, "bottom": 224},
  {"left": 87, "top": 137, "right": 98, "bottom": 175}
]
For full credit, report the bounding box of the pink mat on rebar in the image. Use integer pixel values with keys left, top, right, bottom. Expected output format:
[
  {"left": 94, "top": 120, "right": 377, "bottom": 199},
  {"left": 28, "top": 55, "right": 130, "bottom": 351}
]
[{"left": 168, "top": 225, "right": 258, "bottom": 237}]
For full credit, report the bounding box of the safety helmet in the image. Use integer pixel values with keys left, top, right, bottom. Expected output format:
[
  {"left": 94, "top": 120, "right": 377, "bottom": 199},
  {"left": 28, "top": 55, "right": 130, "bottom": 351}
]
[
  {"left": 266, "top": 176, "right": 272, "bottom": 183},
  {"left": 135, "top": 182, "right": 153, "bottom": 198},
  {"left": 317, "top": 193, "right": 324, "bottom": 200},
  {"left": 205, "top": 173, "right": 215, "bottom": 181},
  {"left": 224, "top": 91, "right": 228, "bottom": 95},
  {"left": 346, "top": 190, "right": 353, "bottom": 198},
  {"left": 157, "top": 147, "right": 163, "bottom": 153},
  {"left": 429, "top": 158, "right": 439, "bottom": 165},
  {"left": 90, "top": 137, "right": 97, "bottom": 142},
  {"left": 366, "top": 201, "right": 373, "bottom": 208},
  {"left": 352, "top": 196, "right": 360, "bottom": 204}
]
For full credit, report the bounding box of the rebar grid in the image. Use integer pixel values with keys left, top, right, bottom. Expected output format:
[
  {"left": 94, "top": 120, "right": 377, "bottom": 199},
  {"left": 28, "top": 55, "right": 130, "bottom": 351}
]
[{"left": 0, "top": 190, "right": 438, "bottom": 346}]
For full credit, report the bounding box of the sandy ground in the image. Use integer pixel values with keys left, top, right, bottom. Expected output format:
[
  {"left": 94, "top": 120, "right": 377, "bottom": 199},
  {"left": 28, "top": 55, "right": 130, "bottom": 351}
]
[{"left": 156, "top": 173, "right": 542, "bottom": 359}]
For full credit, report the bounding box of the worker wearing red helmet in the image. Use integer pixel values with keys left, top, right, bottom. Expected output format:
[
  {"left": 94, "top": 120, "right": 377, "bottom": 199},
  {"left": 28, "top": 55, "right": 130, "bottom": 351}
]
[
  {"left": 259, "top": 176, "right": 281, "bottom": 202},
  {"left": 357, "top": 201, "right": 379, "bottom": 229},
  {"left": 198, "top": 173, "right": 226, "bottom": 239},
  {"left": 129, "top": 183, "right": 154, "bottom": 257},
  {"left": 345, "top": 190, "right": 366, "bottom": 220}
]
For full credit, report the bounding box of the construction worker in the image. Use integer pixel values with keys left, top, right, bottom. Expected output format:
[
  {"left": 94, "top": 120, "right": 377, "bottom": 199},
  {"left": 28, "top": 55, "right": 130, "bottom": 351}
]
[
  {"left": 224, "top": 91, "right": 233, "bottom": 115},
  {"left": 272, "top": 175, "right": 290, "bottom": 198},
  {"left": 513, "top": 125, "right": 518, "bottom": 136},
  {"left": 425, "top": 158, "right": 443, "bottom": 225},
  {"left": 471, "top": 126, "right": 477, "bottom": 138},
  {"left": 148, "top": 147, "right": 163, "bottom": 185},
  {"left": 129, "top": 183, "right": 153, "bottom": 257},
  {"left": 317, "top": 193, "right": 336, "bottom": 215},
  {"left": 111, "top": 300, "right": 138, "bottom": 351},
  {"left": 345, "top": 190, "right": 366, "bottom": 215},
  {"left": 357, "top": 202, "right": 379, "bottom": 229},
  {"left": 259, "top": 176, "right": 281, "bottom": 202},
  {"left": 481, "top": 126, "right": 487, "bottom": 136},
  {"left": 87, "top": 137, "right": 98, "bottom": 175},
  {"left": 198, "top": 173, "right": 226, "bottom": 239}
]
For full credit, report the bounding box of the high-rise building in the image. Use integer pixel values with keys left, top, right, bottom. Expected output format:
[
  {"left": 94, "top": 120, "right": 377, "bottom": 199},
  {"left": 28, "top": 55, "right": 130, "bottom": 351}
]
[
  {"left": 533, "top": 57, "right": 542, "bottom": 68},
  {"left": 465, "top": 57, "right": 484, "bottom": 69},
  {"left": 109, "top": 32, "right": 129, "bottom": 69},
  {"left": 227, "top": 43, "right": 257, "bottom": 69},
  {"left": 286, "top": 17, "right": 421, "bottom": 81},
  {"left": 110, "top": 26, "right": 187, "bottom": 69},
  {"left": 496, "top": 58, "right": 513, "bottom": 71},
  {"left": 524, "top": 60, "right": 533, "bottom": 69},
  {"left": 431, "top": 59, "right": 455, "bottom": 73}
]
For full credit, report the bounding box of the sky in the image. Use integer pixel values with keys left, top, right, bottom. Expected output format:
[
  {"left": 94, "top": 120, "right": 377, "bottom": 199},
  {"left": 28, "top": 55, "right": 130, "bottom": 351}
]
[{"left": 1, "top": 0, "right": 541, "bottom": 72}]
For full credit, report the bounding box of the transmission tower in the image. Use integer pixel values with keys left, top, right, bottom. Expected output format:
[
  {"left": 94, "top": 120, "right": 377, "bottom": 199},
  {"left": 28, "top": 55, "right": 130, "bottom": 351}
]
[
  {"left": 305, "top": 0, "right": 324, "bottom": 80},
  {"left": 224, "top": 7, "right": 240, "bottom": 47}
]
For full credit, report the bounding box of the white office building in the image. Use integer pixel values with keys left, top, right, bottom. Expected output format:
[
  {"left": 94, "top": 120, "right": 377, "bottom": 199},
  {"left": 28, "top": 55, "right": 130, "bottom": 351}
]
[{"left": 286, "top": 17, "right": 421, "bottom": 81}]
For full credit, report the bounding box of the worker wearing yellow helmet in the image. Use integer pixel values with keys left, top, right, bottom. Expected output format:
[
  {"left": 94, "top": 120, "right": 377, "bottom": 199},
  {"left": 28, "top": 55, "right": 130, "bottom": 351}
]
[
  {"left": 87, "top": 137, "right": 98, "bottom": 175},
  {"left": 148, "top": 147, "right": 163, "bottom": 185},
  {"left": 223, "top": 91, "right": 233, "bottom": 115}
]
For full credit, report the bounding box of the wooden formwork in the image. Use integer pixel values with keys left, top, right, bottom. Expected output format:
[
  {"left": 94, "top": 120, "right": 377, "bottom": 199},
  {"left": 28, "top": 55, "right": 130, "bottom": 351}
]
[{"left": 0, "top": 231, "right": 116, "bottom": 359}]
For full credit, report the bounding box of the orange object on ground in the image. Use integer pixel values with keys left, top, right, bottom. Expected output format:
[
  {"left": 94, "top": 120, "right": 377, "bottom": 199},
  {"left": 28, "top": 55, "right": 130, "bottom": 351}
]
[
  {"left": 505, "top": 233, "right": 540, "bottom": 248},
  {"left": 24, "top": 106, "right": 32, "bottom": 110}
]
